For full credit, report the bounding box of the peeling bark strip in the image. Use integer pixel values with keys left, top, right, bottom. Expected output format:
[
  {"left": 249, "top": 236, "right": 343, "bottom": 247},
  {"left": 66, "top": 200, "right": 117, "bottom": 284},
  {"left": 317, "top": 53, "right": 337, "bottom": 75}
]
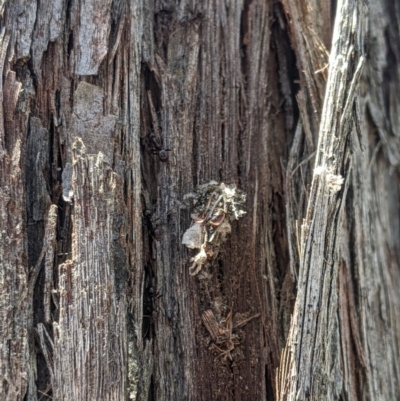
[
  {"left": 73, "top": 0, "right": 113, "bottom": 75},
  {"left": 280, "top": 0, "right": 329, "bottom": 143},
  {"left": 277, "top": 1, "right": 367, "bottom": 399},
  {"left": 53, "top": 139, "right": 127, "bottom": 400}
]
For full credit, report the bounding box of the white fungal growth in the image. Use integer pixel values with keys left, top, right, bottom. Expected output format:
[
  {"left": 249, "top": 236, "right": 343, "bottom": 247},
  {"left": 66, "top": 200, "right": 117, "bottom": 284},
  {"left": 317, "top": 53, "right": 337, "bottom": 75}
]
[
  {"left": 326, "top": 173, "right": 344, "bottom": 193},
  {"left": 182, "top": 181, "right": 246, "bottom": 275},
  {"left": 314, "top": 165, "right": 345, "bottom": 194}
]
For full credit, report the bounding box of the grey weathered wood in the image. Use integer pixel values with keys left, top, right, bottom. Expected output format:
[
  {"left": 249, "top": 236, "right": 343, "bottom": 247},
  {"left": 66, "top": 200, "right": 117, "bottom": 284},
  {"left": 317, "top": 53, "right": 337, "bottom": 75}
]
[
  {"left": 347, "top": 1, "right": 400, "bottom": 399},
  {"left": 53, "top": 138, "right": 128, "bottom": 400},
  {"left": 278, "top": 0, "right": 367, "bottom": 399},
  {"left": 1, "top": 0, "right": 400, "bottom": 400}
]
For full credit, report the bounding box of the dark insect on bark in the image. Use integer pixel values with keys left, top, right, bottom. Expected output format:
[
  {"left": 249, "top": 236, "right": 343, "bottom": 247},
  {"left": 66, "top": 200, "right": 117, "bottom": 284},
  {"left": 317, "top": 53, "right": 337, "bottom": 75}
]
[
  {"left": 143, "top": 209, "right": 164, "bottom": 242},
  {"left": 146, "top": 132, "right": 172, "bottom": 162},
  {"left": 142, "top": 273, "right": 164, "bottom": 340}
]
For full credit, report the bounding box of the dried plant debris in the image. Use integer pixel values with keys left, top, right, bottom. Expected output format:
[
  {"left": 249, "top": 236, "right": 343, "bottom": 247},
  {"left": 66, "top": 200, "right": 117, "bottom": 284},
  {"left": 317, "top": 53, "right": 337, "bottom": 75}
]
[
  {"left": 181, "top": 181, "right": 246, "bottom": 275},
  {"left": 201, "top": 309, "right": 260, "bottom": 360}
]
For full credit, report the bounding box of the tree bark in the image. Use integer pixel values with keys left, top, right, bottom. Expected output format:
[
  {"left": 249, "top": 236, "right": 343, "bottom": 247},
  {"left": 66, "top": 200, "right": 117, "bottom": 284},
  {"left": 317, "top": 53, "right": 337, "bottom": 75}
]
[
  {"left": 277, "top": 0, "right": 367, "bottom": 399},
  {"left": 1, "top": 0, "right": 399, "bottom": 400}
]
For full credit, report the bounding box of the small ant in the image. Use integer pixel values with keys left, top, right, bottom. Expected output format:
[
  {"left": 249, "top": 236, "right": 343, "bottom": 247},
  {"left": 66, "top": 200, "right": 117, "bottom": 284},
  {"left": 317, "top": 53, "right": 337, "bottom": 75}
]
[
  {"left": 147, "top": 132, "right": 172, "bottom": 162},
  {"left": 143, "top": 277, "right": 165, "bottom": 340},
  {"left": 143, "top": 209, "right": 164, "bottom": 242}
]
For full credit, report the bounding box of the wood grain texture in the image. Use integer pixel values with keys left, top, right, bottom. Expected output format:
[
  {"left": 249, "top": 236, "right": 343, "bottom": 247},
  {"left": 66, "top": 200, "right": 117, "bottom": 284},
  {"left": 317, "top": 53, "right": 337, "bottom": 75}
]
[
  {"left": 0, "top": 27, "right": 29, "bottom": 401},
  {"left": 53, "top": 138, "right": 128, "bottom": 400},
  {"left": 343, "top": 1, "right": 400, "bottom": 398},
  {"left": 278, "top": 0, "right": 367, "bottom": 399},
  {"left": 1, "top": 0, "right": 400, "bottom": 400}
]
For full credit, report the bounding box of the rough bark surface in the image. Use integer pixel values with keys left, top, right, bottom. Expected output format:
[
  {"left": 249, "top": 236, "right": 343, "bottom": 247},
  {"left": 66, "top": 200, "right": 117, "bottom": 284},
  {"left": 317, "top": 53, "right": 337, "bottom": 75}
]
[
  {"left": 278, "top": 0, "right": 367, "bottom": 399},
  {"left": 1, "top": 0, "right": 400, "bottom": 401}
]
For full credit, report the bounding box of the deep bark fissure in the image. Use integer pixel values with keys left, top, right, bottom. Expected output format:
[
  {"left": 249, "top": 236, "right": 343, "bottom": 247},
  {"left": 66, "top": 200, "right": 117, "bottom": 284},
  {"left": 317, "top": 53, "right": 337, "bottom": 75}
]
[{"left": 2, "top": 0, "right": 400, "bottom": 400}]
